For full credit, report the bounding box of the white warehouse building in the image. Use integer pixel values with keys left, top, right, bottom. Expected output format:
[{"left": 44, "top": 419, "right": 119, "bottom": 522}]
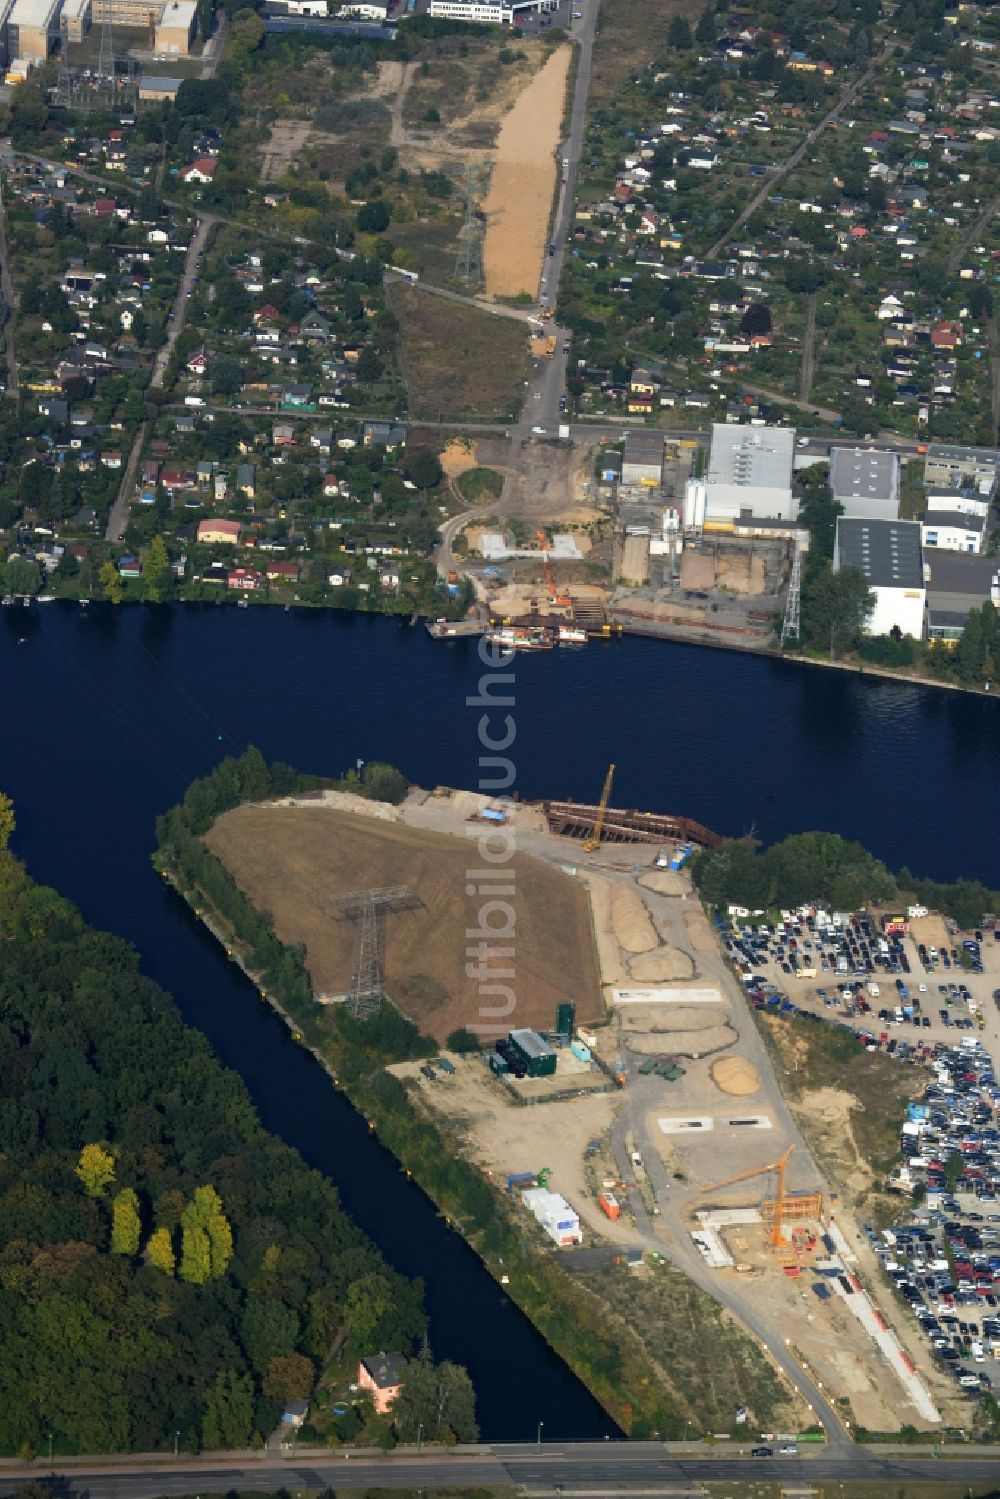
[
  {"left": 920, "top": 491, "right": 989, "bottom": 555},
  {"left": 521, "top": 1188, "right": 582, "bottom": 1247},
  {"left": 428, "top": 0, "right": 549, "bottom": 20},
  {"left": 834, "top": 516, "right": 925, "bottom": 638},
  {"left": 700, "top": 423, "right": 797, "bottom": 522}
]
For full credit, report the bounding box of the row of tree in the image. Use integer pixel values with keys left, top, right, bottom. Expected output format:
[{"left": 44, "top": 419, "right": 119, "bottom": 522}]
[{"left": 692, "top": 829, "right": 1000, "bottom": 930}]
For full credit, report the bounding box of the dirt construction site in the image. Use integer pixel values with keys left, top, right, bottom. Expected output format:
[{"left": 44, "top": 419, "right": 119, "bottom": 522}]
[
  {"left": 207, "top": 781, "right": 968, "bottom": 1433},
  {"left": 304, "top": 788, "right": 964, "bottom": 1436}
]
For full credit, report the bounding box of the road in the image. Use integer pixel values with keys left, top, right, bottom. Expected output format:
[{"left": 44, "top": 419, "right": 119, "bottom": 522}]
[
  {"left": 990, "top": 310, "right": 1000, "bottom": 444},
  {"left": 799, "top": 291, "right": 817, "bottom": 403},
  {"left": 705, "top": 45, "right": 893, "bottom": 260},
  {"left": 105, "top": 214, "right": 213, "bottom": 542},
  {"left": 6, "top": 1441, "right": 1000, "bottom": 1496},
  {"left": 0, "top": 169, "right": 17, "bottom": 398},
  {"left": 604, "top": 898, "right": 854, "bottom": 1445},
  {"left": 946, "top": 192, "right": 1000, "bottom": 275}
]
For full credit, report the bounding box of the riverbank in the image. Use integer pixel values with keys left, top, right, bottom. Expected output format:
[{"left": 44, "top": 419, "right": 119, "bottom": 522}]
[{"left": 8, "top": 590, "right": 994, "bottom": 702}]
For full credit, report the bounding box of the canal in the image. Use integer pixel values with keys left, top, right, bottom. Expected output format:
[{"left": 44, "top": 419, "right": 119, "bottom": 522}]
[{"left": 2, "top": 601, "right": 1000, "bottom": 1436}]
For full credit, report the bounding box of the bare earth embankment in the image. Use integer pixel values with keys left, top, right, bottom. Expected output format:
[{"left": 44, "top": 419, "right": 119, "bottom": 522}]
[{"left": 483, "top": 44, "right": 571, "bottom": 298}]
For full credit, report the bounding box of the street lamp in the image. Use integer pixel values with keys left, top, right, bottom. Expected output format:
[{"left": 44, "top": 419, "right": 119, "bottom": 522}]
[
  {"left": 683, "top": 1418, "right": 691, "bottom": 1443},
  {"left": 174, "top": 1429, "right": 180, "bottom": 1461},
  {"left": 537, "top": 1419, "right": 544, "bottom": 1448},
  {"left": 47, "top": 1432, "right": 53, "bottom": 1465},
  {"left": 417, "top": 1422, "right": 423, "bottom": 1455}
]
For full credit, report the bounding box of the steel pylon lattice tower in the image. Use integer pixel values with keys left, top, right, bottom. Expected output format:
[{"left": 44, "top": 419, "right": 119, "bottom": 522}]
[
  {"left": 781, "top": 532, "right": 805, "bottom": 646},
  {"left": 97, "top": 9, "right": 115, "bottom": 98},
  {"left": 55, "top": 13, "right": 74, "bottom": 108},
  {"left": 326, "top": 885, "right": 422, "bottom": 1020},
  {"left": 454, "top": 162, "right": 487, "bottom": 290}
]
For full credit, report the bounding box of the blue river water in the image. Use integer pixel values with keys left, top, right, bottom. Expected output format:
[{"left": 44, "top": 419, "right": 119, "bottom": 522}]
[{"left": 2, "top": 600, "right": 1000, "bottom": 1437}]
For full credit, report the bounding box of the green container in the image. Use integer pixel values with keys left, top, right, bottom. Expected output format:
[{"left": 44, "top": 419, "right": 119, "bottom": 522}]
[{"left": 556, "top": 1001, "right": 576, "bottom": 1038}]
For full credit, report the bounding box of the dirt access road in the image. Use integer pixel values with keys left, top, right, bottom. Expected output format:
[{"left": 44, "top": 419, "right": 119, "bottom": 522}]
[{"left": 106, "top": 215, "right": 213, "bottom": 543}]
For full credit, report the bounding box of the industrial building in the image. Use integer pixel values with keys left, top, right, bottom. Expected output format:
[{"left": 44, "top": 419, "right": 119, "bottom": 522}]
[
  {"left": 507, "top": 1028, "right": 556, "bottom": 1078},
  {"left": 923, "top": 443, "right": 1000, "bottom": 496},
  {"left": 428, "top": 0, "right": 549, "bottom": 20},
  {"left": 621, "top": 431, "right": 665, "bottom": 488},
  {"left": 137, "top": 72, "right": 181, "bottom": 100},
  {"left": 925, "top": 551, "right": 1000, "bottom": 645},
  {"left": 698, "top": 423, "right": 797, "bottom": 523},
  {"left": 521, "top": 1188, "right": 582, "bottom": 1247},
  {"left": 7, "top": 0, "right": 59, "bottom": 59},
  {"left": 833, "top": 516, "right": 925, "bottom": 638},
  {"left": 62, "top": 0, "right": 91, "bottom": 39},
  {"left": 921, "top": 505, "right": 988, "bottom": 555},
  {"left": 155, "top": 0, "right": 195, "bottom": 53},
  {"left": 829, "top": 447, "right": 900, "bottom": 522}
]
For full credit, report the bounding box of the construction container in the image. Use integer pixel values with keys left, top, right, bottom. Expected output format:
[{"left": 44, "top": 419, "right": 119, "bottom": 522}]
[
  {"left": 571, "top": 1040, "right": 592, "bottom": 1063},
  {"left": 811, "top": 1282, "right": 831, "bottom": 1301},
  {"left": 437, "top": 1057, "right": 456, "bottom": 1075},
  {"left": 508, "top": 1028, "right": 557, "bottom": 1078},
  {"left": 598, "top": 1191, "right": 621, "bottom": 1221},
  {"left": 489, "top": 1053, "right": 509, "bottom": 1076},
  {"left": 638, "top": 1056, "right": 658, "bottom": 1075},
  {"left": 506, "top": 1171, "right": 536, "bottom": 1191},
  {"left": 556, "top": 1001, "right": 576, "bottom": 1038}
]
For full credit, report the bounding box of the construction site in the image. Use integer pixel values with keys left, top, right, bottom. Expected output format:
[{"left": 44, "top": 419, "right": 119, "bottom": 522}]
[{"left": 203, "top": 763, "right": 973, "bottom": 1437}]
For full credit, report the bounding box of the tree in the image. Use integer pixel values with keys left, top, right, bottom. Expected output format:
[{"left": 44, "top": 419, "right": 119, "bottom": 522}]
[
  {"left": 356, "top": 346, "right": 383, "bottom": 384},
  {"left": 696, "top": 5, "right": 716, "bottom": 45},
  {"left": 111, "top": 1187, "right": 141, "bottom": 1256},
  {"left": 445, "top": 1028, "right": 480, "bottom": 1053},
  {"left": 801, "top": 565, "right": 875, "bottom": 658},
  {"left": 797, "top": 470, "right": 843, "bottom": 561},
  {"left": 146, "top": 1225, "right": 176, "bottom": 1276},
  {"left": 202, "top": 1371, "right": 254, "bottom": 1450},
  {"left": 143, "top": 535, "right": 172, "bottom": 604},
  {"left": 263, "top": 1352, "right": 315, "bottom": 1400},
  {"left": 179, "top": 1219, "right": 212, "bottom": 1285},
  {"left": 192, "top": 1184, "right": 233, "bottom": 1277},
  {"left": 75, "top": 1143, "right": 116, "bottom": 1197},
  {"left": 241, "top": 1297, "right": 300, "bottom": 1372},
  {"left": 0, "top": 791, "right": 14, "bottom": 852},
  {"left": 211, "top": 355, "right": 243, "bottom": 397},
  {"left": 668, "top": 13, "right": 692, "bottom": 48},
  {"left": 4, "top": 554, "right": 41, "bottom": 596},
  {"left": 362, "top": 762, "right": 409, "bottom": 803},
  {"left": 406, "top": 449, "right": 443, "bottom": 491},
  {"left": 357, "top": 200, "right": 390, "bottom": 234},
  {"left": 392, "top": 1349, "right": 478, "bottom": 1444},
  {"left": 99, "top": 560, "right": 124, "bottom": 604}
]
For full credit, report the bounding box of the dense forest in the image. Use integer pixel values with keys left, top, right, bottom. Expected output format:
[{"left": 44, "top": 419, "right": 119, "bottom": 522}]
[
  {"left": 692, "top": 830, "right": 1000, "bottom": 929},
  {"left": 0, "top": 836, "right": 434, "bottom": 1457}
]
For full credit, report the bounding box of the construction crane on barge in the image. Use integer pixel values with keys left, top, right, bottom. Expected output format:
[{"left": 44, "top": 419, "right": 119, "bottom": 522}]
[{"left": 582, "top": 762, "right": 616, "bottom": 853}]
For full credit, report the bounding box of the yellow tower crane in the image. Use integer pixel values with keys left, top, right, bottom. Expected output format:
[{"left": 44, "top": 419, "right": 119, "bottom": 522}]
[
  {"left": 699, "top": 1145, "right": 820, "bottom": 1251},
  {"left": 582, "top": 762, "right": 616, "bottom": 853}
]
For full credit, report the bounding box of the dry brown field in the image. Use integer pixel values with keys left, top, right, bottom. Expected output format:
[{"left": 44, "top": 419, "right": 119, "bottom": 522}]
[{"left": 206, "top": 804, "right": 603, "bottom": 1040}]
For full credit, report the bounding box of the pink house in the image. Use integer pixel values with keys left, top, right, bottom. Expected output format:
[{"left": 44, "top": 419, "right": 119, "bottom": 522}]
[{"left": 357, "top": 1352, "right": 406, "bottom": 1415}]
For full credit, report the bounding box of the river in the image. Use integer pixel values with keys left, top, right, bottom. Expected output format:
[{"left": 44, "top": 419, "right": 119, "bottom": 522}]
[{"left": 2, "top": 601, "right": 1000, "bottom": 1437}]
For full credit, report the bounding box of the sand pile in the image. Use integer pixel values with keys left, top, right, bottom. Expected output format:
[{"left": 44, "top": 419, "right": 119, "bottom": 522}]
[
  {"left": 440, "top": 439, "right": 476, "bottom": 477},
  {"left": 610, "top": 885, "right": 658, "bottom": 954},
  {"left": 629, "top": 948, "right": 694, "bottom": 981},
  {"left": 684, "top": 904, "right": 716, "bottom": 954},
  {"left": 639, "top": 871, "right": 687, "bottom": 896},
  {"left": 711, "top": 1056, "right": 761, "bottom": 1096}
]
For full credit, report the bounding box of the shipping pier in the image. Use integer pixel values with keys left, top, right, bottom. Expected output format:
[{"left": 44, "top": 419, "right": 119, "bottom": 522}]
[{"left": 539, "top": 798, "right": 723, "bottom": 849}]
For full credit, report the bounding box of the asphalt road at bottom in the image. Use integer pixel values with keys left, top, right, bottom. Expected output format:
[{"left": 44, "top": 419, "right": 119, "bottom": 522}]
[{"left": 8, "top": 1443, "right": 1000, "bottom": 1496}]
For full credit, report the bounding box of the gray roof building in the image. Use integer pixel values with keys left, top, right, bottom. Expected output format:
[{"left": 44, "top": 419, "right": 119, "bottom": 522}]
[
  {"left": 829, "top": 446, "right": 900, "bottom": 521},
  {"left": 621, "top": 431, "right": 665, "bottom": 486},
  {"left": 834, "top": 517, "right": 922, "bottom": 588},
  {"left": 703, "top": 423, "right": 796, "bottom": 521}
]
